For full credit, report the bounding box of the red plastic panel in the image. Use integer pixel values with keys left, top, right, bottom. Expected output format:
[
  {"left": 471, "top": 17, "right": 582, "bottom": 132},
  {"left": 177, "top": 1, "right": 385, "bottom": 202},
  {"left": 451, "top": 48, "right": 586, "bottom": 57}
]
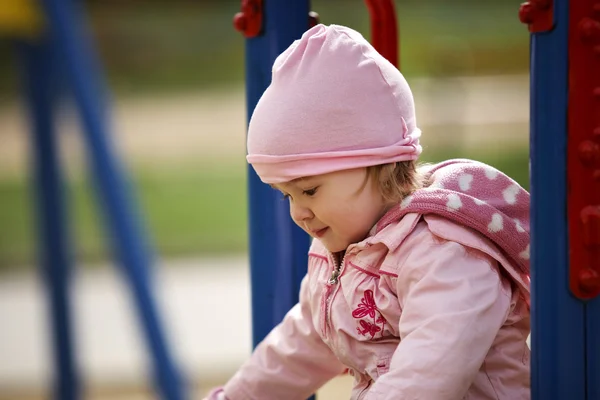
[{"left": 568, "top": 1, "right": 600, "bottom": 299}]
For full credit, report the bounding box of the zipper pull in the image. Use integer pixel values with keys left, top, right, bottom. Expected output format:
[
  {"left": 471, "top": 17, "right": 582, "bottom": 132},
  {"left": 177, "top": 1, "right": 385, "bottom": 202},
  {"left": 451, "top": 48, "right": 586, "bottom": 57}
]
[{"left": 328, "top": 269, "right": 340, "bottom": 285}]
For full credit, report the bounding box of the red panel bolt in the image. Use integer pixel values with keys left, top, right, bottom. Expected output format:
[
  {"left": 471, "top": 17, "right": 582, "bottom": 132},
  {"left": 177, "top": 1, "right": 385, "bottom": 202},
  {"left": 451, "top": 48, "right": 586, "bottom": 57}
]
[
  {"left": 233, "top": 0, "right": 262, "bottom": 38},
  {"left": 579, "top": 141, "right": 600, "bottom": 166},
  {"left": 594, "top": 126, "right": 600, "bottom": 141},
  {"left": 594, "top": 87, "right": 600, "bottom": 98},
  {"left": 579, "top": 268, "right": 600, "bottom": 293},
  {"left": 233, "top": 12, "right": 247, "bottom": 33},
  {"left": 594, "top": 170, "right": 600, "bottom": 182},
  {"left": 519, "top": 3, "right": 536, "bottom": 25},
  {"left": 581, "top": 206, "right": 600, "bottom": 246},
  {"left": 580, "top": 18, "right": 600, "bottom": 42},
  {"left": 309, "top": 11, "right": 320, "bottom": 28}
]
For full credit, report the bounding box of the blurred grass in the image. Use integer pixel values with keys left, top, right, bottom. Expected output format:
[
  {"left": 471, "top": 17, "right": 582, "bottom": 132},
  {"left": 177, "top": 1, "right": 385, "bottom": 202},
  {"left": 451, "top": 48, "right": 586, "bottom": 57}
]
[
  {"left": 0, "top": 146, "right": 529, "bottom": 271},
  {"left": 0, "top": 163, "right": 248, "bottom": 270},
  {"left": 0, "top": 0, "right": 528, "bottom": 101}
]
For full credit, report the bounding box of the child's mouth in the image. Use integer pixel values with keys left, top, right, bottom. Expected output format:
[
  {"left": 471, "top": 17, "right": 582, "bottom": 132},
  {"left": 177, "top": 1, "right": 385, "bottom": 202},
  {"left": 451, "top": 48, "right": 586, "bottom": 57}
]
[{"left": 313, "top": 227, "right": 328, "bottom": 237}]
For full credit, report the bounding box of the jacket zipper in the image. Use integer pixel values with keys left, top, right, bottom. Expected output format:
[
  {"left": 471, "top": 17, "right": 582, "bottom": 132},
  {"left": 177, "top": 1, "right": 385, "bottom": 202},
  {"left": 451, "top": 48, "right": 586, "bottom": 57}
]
[
  {"left": 320, "top": 250, "right": 349, "bottom": 338},
  {"left": 357, "top": 379, "right": 373, "bottom": 399}
]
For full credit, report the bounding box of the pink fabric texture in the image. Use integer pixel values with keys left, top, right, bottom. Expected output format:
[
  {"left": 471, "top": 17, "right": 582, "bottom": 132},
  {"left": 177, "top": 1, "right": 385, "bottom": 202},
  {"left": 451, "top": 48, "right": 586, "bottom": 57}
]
[
  {"left": 377, "top": 158, "right": 531, "bottom": 303},
  {"left": 246, "top": 24, "right": 422, "bottom": 184},
  {"left": 215, "top": 161, "right": 531, "bottom": 399}
]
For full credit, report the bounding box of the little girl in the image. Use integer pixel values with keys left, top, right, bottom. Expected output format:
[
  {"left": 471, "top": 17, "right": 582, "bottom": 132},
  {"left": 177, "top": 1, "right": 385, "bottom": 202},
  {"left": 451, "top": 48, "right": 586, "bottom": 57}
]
[{"left": 206, "top": 24, "right": 530, "bottom": 399}]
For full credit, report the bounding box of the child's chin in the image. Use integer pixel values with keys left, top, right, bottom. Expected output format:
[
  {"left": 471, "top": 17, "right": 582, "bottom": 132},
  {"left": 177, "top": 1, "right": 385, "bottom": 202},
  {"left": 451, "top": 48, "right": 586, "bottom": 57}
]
[{"left": 322, "top": 240, "right": 349, "bottom": 253}]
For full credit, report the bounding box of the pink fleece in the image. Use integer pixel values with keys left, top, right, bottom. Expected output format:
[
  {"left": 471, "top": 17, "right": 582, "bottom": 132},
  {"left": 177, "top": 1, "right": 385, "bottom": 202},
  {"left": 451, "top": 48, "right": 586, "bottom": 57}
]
[
  {"left": 246, "top": 24, "right": 422, "bottom": 184},
  {"left": 205, "top": 161, "right": 531, "bottom": 399},
  {"left": 377, "top": 159, "right": 531, "bottom": 302}
]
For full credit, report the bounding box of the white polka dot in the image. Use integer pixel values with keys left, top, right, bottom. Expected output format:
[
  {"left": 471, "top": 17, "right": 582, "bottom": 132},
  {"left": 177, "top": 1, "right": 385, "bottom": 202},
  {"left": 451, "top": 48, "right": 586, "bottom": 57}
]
[
  {"left": 488, "top": 213, "right": 504, "bottom": 232},
  {"left": 429, "top": 180, "right": 444, "bottom": 189},
  {"left": 458, "top": 174, "right": 473, "bottom": 191},
  {"left": 520, "top": 244, "right": 530, "bottom": 260},
  {"left": 485, "top": 167, "right": 499, "bottom": 180},
  {"left": 446, "top": 193, "right": 462, "bottom": 211},
  {"left": 400, "top": 195, "right": 413, "bottom": 209},
  {"left": 474, "top": 198, "right": 486, "bottom": 206},
  {"left": 503, "top": 185, "right": 520, "bottom": 205},
  {"left": 515, "top": 219, "right": 525, "bottom": 233}
]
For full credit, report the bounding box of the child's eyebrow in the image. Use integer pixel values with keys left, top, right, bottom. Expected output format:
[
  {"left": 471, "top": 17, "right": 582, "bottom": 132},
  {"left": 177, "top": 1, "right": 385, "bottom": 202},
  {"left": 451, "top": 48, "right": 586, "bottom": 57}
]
[
  {"left": 269, "top": 183, "right": 289, "bottom": 193},
  {"left": 269, "top": 177, "right": 309, "bottom": 191}
]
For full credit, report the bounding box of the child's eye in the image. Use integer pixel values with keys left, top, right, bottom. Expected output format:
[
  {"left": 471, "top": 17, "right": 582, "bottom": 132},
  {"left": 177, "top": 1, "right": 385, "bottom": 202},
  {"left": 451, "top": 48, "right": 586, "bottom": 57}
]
[{"left": 302, "top": 187, "right": 318, "bottom": 196}]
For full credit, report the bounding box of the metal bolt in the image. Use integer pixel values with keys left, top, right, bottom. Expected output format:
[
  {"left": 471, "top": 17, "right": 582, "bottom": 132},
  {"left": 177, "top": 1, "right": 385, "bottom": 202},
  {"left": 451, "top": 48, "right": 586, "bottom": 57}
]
[
  {"left": 579, "top": 141, "right": 600, "bottom": 166},
  {"left": 580, "top": 18, "right": 600, "bottom": 42},
  {"left": 519, "top": 3, "right": 535, "bottom": 25},
  {"left": 308, "top": 11, "right": 320, "bottom": 28},
  {"left": 581, "top": 206, "right": 600, "bottom": 247},
  {"left": 233, "top": 12, "right": 247, "bottom": 33},
  {"left": 579, "top": 268, "right": 600, "bottom": 293}
]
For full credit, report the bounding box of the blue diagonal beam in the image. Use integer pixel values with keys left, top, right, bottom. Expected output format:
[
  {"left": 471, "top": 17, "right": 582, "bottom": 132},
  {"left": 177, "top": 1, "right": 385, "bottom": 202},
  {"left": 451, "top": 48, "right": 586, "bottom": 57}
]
[
  {"left": 16, "top": 38, "right": 80, "bottom": 400},
  {"left": 39, "top": 1, "right": 187, "bottom": 398}
]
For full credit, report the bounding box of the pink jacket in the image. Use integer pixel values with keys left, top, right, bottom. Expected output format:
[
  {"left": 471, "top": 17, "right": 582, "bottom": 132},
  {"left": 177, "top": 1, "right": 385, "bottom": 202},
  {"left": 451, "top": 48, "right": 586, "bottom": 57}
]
[{"left": 213, "top": 160, "right": 531, "bottom": 399}]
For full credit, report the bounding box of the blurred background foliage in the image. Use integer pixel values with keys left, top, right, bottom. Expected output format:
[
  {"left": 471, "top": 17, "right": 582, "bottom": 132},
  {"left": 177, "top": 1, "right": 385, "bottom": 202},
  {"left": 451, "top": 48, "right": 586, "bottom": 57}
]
[
  {"left": 0, "top": 0, "right": 529, "bottom": 99},
  {"left": 0, "top": 0, "right": 530, "bottom": 270}
]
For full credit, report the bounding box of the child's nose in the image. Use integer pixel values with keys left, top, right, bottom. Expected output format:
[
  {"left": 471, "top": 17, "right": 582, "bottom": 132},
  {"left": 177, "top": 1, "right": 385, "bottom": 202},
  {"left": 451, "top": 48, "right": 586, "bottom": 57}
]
[{"left": 290, "top": 202, "right": 314, "bottom": 222}]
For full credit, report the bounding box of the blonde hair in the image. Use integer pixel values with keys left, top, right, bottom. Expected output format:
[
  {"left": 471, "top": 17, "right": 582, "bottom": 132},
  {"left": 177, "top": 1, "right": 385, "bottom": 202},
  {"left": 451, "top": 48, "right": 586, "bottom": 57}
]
[{"left": 367, "top": 161, "right": 430, "bottom": 204}]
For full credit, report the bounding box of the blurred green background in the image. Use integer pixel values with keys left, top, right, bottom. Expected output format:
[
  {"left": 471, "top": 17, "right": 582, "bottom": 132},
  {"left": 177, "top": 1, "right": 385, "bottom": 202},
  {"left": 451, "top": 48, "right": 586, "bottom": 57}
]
[{"left": 0, "top": 0, "right": 530, "bottom": 270}]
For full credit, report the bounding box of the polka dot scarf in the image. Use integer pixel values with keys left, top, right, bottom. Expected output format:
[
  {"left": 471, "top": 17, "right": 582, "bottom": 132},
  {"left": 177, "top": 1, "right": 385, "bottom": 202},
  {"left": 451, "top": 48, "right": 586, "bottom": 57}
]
[{"left": 377, "top": 159, "right": 530, "bottom": 279}]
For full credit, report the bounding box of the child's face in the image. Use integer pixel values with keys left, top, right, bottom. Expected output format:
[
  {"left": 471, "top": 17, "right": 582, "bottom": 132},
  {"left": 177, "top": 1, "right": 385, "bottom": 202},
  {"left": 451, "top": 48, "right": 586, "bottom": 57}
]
[{"left": 274, "top": 168, "right": 388, "bottom": 253}]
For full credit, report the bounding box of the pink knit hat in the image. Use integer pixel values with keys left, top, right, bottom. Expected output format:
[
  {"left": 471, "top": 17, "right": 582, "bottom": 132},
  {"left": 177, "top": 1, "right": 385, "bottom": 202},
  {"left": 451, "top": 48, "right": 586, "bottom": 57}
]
[{"left": 246, "top": 24, "right": 422, "bottom": 184}]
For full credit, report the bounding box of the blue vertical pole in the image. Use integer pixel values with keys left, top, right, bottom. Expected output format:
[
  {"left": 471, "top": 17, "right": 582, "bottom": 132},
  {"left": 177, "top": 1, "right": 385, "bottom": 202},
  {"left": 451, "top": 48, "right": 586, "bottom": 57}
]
[
  {"left": 246, "top": 1, "right": 312, "bottom": 346},
  {"left": 529, "top": 0, "right": 586, "bottom": 398},
  {"left": 588, "top": 281, "right": 600, "bottom": 398},
  {"left": 16, "top": 39, "right": 80, "bottom": 400},
  {"left": 39, "top": 1, "right": 186, "bottom": 399}
]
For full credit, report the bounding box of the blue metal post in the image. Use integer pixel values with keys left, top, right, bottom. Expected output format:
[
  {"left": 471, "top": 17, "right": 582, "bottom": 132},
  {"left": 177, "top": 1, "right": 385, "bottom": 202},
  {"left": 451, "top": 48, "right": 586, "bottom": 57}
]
[
  {"left": 588, "top": 282, "right": 600, "bottom": 398},
  {"left": 529, "top": 0, "right": 586, "bottom": 398},
  {"left": 246, "top": 1, "right": 312, "bottom": 346},
  {"left": 39, "top": 1, "right": 187, "bottom": 399},
  {"left": 16, "top": 39, "right": 80, "bottom": 400}
]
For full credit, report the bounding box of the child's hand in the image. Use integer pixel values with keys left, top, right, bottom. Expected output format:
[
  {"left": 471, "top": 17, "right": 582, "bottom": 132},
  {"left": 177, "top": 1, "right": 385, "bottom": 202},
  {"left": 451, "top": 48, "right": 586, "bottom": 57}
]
[{"left": 203, "top": 387, "right": 227, "bottom": 400}]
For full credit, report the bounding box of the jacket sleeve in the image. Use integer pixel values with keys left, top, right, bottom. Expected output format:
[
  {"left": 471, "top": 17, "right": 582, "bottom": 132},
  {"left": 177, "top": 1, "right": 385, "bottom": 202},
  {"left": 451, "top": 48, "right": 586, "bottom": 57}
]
[
  {"left": 222, "top": 273, "right": 346, "bottom": 400},
  {"left": 366, "top": 235, "right": 512, "bottom": 400}
]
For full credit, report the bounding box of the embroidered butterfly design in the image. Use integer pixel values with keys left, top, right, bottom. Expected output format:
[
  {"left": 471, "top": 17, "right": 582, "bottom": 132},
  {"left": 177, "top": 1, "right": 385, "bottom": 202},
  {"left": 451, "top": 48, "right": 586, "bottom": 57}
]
[
  {"left": 352, "top": 290, "right": 378, "bottom": 319},
  {"left": 352, "top": 290, "right": 386, "bottom": 339},
  {"left": 357, "top": 320, "right": 382, "bottom": 337}
]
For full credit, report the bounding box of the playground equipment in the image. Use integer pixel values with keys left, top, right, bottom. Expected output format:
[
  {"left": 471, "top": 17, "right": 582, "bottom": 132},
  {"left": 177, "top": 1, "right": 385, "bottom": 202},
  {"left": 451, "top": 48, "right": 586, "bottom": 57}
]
[
  {"left": 2, "top": 0, "right": 598, "bottom": 398},
  {"left": 4, "top": 0, "right": 186, "bottom": 399},
  {"left": 519, "top": 0, "right": 600, "bottom": 398}
]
